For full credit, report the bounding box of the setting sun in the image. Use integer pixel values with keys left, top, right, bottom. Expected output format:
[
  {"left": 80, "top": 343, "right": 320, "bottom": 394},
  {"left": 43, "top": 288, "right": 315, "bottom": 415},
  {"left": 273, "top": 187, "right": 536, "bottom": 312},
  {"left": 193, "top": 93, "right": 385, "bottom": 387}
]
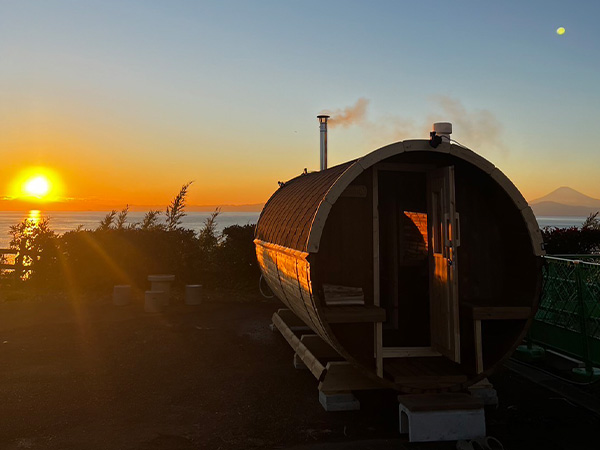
[
  {"left": 8, "top": 167, "right": 64, "bottom": 204},
  {"left": 24, "top": 176, "right": 51, "bottom": 197}
]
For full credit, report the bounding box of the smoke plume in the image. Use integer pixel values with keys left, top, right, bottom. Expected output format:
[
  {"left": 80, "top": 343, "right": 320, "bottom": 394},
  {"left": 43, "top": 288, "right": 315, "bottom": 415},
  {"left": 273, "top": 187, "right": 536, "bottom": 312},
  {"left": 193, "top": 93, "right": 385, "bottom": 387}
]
[
  {"left": 428, "top": 96, "right": 506, "bottom": 157},
  {"left": 321, "top": 96, "right": 506, "bottom": 158},
  {"left": 321, "top": 98, "right": 369, "bottom": 128}
]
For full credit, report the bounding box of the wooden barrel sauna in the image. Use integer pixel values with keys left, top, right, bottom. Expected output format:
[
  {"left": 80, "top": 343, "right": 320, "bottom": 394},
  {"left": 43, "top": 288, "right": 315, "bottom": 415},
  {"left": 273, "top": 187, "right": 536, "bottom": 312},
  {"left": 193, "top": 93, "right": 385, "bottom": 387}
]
[{"left": 255, "top": 139, "right": 544, "bottom": 393}]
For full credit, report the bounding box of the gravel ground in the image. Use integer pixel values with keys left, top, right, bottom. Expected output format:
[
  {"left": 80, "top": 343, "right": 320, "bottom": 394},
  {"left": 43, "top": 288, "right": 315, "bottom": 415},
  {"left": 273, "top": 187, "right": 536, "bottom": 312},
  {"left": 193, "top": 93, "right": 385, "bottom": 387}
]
[{"left": 1, "top": 289, "right": 598, "bottom": 450}]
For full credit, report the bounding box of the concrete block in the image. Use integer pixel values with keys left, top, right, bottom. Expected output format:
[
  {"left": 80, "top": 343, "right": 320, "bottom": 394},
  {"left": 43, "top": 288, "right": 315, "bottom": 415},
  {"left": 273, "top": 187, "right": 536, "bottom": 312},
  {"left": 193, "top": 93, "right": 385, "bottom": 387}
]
[
  {"left": 318, "top": 391, "right": 360, "bottom": 412},
  {"left": 145, "top": 290, "right": 165, "bottom": 313},
  {"left": 185, "top": 284, "right": 202, "bottom": 305},
  {"left": 398, "top": 394, "right": 485, "bottom": 442},
  {"left": 148, "top": 274, "right": 175, "bottom": 305},
  {"left": 399, "top": 408, "right": 486, "bottom": 442},
  {"left": 113, "top": 285, "right": 131, "bottom": 306},
  {"left": 469, "top": 378, "right": 499, "bottom": 406}
]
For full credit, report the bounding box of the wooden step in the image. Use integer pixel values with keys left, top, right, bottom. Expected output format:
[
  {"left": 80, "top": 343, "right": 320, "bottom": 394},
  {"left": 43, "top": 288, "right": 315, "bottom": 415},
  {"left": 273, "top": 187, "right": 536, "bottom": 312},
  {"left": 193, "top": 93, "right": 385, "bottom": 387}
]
[
  {"left": 322, "top": 306, "right": 386, "bottom": 323},
  {"left": 461, "top": 303, "right": 532, "bottom": 320},
  {"left": 384, "top": 357, "right": 467, "bottom": 387},
  {"left": 398, "top": 393, "right": 483, "bottom": 412}
]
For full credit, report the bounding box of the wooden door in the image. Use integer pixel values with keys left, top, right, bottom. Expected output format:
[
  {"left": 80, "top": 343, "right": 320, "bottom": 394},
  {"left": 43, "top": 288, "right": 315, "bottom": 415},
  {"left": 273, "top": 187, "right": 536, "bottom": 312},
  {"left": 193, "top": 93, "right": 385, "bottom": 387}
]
[{"left": 428, "top": 166, "right": 460, "bottom": 362}]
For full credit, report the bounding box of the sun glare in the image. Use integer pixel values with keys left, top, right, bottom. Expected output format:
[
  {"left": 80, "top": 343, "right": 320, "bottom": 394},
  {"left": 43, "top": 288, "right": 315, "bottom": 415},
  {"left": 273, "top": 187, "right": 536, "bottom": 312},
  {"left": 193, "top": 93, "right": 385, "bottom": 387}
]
[
  {"left": 24, "top": 176, "right": 51, "bottom": 197},
  {"left": 10, "top": 167, "right": 63, "bottom": 202}
]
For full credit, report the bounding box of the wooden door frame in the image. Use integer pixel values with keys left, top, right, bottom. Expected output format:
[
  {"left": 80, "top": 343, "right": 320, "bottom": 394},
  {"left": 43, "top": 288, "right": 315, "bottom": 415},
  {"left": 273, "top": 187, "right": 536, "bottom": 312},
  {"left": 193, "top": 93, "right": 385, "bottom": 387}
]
[{"left": 372, "top": 163, "right": 439, "bottom": 377}]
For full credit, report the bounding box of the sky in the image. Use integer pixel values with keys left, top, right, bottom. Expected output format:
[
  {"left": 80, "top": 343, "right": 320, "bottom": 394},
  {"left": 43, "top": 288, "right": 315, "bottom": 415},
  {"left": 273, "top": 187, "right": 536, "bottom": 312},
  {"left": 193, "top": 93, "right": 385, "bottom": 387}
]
[{"left": 1, "top": 0, "right": 599, "bottom": 210}]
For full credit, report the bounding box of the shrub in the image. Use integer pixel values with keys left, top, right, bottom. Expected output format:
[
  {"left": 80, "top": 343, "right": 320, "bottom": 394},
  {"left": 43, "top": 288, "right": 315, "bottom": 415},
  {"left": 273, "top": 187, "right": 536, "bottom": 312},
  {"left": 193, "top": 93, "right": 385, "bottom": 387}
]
[
  {"left": 3, "top": 182, "right": 262, "bottom": 294},
  {"left": 214, "top": 224, "right": 260, "bottom": 289},
  {"left": 7, "top": 217, "right": 59, "bottom": 285},
  {"left": 541, "top": 212, "right": 600, "bottom": 255}
]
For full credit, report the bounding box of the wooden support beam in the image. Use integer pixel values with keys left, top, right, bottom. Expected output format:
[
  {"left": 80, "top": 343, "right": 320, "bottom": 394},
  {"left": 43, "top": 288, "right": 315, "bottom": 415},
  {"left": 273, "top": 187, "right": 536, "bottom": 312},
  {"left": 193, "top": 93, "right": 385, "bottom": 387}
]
[
  {"left": 322, "top": 306, "right": 386, "bottom": 323},
  {"left": 318, "top": 361, "right": 382, "bottom": 393},
  {"left": 272, "top": 312, "right": 325, "bottom": 381}
]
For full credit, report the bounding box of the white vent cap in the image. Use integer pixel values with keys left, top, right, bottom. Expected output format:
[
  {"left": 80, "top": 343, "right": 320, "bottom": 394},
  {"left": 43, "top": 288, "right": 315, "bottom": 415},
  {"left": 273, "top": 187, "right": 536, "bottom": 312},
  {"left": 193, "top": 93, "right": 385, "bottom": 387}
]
[{"left": 432, "top": 122, "right": 452, "bottom": 138}]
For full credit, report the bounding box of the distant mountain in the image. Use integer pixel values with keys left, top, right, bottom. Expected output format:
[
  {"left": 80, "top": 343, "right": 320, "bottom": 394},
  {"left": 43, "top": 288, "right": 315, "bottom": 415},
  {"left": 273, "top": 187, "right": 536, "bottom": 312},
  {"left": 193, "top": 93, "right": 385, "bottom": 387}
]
[
  {"left": 530, "top": 187, "right": 600, "bottom": 216},
  {"left": 531, "top": 187, "right": 600, "bottom": 208}
]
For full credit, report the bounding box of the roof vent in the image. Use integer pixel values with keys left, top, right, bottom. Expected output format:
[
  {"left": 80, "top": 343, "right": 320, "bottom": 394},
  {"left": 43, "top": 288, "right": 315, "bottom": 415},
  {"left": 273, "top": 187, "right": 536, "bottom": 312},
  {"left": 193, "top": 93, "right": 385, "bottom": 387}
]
[{"left": 430, "top": 122, "right": 452, "bottom": 148}]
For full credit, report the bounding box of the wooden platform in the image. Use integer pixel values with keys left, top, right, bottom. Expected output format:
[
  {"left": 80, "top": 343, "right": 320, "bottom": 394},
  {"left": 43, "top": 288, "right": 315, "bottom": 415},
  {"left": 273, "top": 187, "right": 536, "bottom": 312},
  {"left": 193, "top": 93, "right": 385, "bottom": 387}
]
[
  {"left": 398, "top": 393, "right": 483, "bottom": 411},
  {"left": 384, "top": 357, "right": 467, "bottom": 388}
]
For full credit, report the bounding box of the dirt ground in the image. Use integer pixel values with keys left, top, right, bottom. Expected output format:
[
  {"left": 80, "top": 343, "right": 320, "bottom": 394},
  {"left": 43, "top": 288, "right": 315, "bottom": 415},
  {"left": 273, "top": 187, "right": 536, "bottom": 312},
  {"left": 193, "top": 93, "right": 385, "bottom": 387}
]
[{"left": 1, "top": 289, "right": 599, "bottom": 450}]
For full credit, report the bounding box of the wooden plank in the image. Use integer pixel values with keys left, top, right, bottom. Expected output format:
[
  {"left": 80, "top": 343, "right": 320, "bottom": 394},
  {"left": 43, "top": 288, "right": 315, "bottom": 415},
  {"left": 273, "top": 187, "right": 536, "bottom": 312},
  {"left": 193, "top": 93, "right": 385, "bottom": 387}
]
[
  {"left": 373, "top": 167, "right": 383, "bottom": 378},
  {"left": 398, "top": 393, "right": 483, "bottom": 412},
  {"left": 300, "top": 334, "right": 340, "bottom": 359},
  {"left": 374, "top": 162, "right": 436, "bottom": 172},
  {"left": 392, "top": 374, "right": 468, "bottom": 385},
  {"left": 474, "top": 319, "right": 484, "bottom": 374},
  {"left": 1, "top": 263, "right": 15, "bottom": 270},
  {"left": 375, "top": 323, "right": 383, "bottom": 378},
  {"left": 340, "top": 185, "right": 367, "bottom": 198},
  {"left": 318, "top": 361, "right": 382, "bottom": 393},
  {"left": 322, "top": 306, "right": 386, "bottom": 323},
  {"left": 463, "top": 304, "right": 532, "bottom": 320},
  {"left": 381, "top": 347, "right": 442, "bottom": 358},
  {"left": 271, "top": 312, "right": 325, "bottom": 381},
  {"left": 384, "top": 357, "right": 467, "bottom": 386},
  {"left": 0, "top": 248, "right": 17, "bottom": 254},
  {"left": 323, "top": 284, "right": 364, "bottom": 306}
]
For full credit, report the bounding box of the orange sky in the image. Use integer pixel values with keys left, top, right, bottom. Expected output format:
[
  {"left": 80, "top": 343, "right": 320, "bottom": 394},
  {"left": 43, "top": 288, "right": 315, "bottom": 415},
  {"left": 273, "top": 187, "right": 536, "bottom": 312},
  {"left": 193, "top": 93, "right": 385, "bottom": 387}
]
[{"left": 2, "top": 2, "right": 599, "bottom": 211}]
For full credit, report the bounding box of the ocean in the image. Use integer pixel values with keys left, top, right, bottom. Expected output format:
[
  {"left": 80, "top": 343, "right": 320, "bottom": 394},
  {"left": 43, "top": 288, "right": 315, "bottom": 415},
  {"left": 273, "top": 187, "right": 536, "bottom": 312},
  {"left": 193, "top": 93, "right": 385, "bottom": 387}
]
[
  {"left": 0, "top": 211, "right": 589, "bottom": 249},
  {"left": 0, "top": 211, "right": 260, "bottom": 248}
]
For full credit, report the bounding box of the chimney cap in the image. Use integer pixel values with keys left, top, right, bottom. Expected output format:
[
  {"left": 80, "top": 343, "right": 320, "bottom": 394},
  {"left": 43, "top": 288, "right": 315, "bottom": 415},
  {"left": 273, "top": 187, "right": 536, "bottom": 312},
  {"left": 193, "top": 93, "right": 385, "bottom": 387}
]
[{"left": 317, "top": 114, "right": 330, "bottom": 119}]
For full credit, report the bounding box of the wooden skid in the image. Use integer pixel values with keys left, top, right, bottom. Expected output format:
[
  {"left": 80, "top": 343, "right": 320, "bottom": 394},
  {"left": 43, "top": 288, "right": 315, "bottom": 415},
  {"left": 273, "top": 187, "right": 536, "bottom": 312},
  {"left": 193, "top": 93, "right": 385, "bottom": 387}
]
[
  {"left": 272, "top": 312, "right": 325, "bottom": 380},
  {"left": 319, "top": 361, "right": 382, "bottom": 393},
  {"left": 273, "top": 311, "right": 383, "bottom": 394}
]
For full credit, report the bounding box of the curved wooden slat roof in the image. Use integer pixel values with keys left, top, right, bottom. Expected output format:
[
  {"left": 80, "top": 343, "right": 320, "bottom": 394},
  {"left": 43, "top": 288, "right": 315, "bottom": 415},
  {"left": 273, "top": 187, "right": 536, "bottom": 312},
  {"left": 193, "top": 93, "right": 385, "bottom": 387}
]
[
  {"left": 255, "top": 161, "right": 355, "bottom": 251},
  {"left": 255, "top": 140, "right": 544, "bottom": 255}
]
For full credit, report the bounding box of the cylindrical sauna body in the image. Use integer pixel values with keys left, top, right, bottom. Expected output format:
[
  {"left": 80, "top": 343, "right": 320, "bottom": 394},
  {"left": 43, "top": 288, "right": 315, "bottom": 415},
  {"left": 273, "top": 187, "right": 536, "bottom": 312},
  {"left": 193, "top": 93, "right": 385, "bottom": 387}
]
[{"left": 255, "top": 140, "right": 544, "bottom": 393}]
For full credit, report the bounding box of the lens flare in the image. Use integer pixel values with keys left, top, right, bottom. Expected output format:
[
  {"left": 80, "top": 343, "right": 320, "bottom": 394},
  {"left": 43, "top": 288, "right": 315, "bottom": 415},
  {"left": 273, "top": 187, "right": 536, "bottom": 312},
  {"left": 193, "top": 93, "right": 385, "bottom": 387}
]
[{"left": 556, "top": 27, "right": 566, "bottom": 35}]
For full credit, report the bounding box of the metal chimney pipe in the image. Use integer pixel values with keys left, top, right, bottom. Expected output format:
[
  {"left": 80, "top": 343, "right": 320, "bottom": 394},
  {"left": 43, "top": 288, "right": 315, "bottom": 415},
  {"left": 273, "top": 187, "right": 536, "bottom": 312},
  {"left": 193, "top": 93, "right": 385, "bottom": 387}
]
[{"left": 317, "top": 115, "right": 330, "bottom": 171}]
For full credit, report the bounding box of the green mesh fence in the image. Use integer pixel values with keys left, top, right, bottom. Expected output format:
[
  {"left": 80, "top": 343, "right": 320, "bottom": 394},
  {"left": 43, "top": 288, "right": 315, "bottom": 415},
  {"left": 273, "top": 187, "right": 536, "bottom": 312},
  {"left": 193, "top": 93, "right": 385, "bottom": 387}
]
[{"left": 530, "top": 256, "right": 600, "bottom": 369}]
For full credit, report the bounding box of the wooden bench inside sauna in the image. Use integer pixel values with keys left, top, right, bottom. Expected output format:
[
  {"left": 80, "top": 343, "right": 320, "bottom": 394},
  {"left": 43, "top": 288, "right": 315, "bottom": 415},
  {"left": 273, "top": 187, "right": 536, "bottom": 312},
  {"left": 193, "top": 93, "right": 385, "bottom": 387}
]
[{"left": 255, "top": 135, "right": 544, "bottom": 396}]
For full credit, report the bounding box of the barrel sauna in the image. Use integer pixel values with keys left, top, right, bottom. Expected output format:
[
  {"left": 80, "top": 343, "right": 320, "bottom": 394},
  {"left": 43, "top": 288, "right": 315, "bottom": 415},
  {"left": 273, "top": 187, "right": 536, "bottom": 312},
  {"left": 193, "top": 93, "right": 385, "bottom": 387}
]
[{"left": 255, "top": 139, "right": 544, "bottom": 393}]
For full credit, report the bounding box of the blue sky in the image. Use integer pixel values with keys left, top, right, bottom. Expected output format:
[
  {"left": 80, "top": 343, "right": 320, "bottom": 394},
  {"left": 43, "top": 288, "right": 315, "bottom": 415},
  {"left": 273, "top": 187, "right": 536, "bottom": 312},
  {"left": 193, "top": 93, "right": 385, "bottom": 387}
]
[{"left": 1, "top": 0, "right": 598, "bottom": 207}]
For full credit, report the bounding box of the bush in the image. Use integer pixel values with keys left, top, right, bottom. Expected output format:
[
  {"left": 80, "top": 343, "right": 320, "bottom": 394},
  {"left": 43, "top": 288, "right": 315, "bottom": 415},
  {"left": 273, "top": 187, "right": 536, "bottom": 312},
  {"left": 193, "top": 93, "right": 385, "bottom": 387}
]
[
  {"left": 541, "top": 213, "right": 600, "bottom": 254},
  {"left": 3, "top": 214, "right": 259, "bottom": 293},
  {"left": 7, "top": 217, "right": 60, "bottom": 285},
  {"left": 214, "top": 224, "right": 260, "bottom": 289},
  {"left": 2, "top": 182, "right": 262, "bottom": 294},
  {"left": 542, "top": 226, "right": 600, "bottom": 255}
]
